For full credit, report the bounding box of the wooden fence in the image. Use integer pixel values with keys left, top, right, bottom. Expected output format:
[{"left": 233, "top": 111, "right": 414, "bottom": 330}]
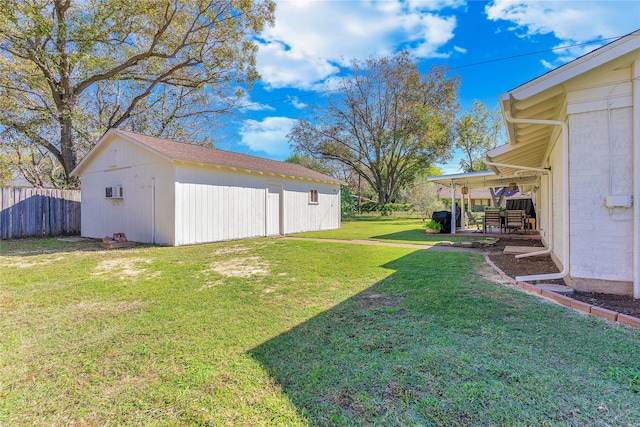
[{"left": 0, "top": 188, "right": 81, "bottom": 239}]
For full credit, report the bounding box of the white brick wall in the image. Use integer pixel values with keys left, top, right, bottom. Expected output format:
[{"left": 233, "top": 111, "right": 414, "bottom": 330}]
[{"left": 569, "top": 107, "right": 633, "bottom": 281}]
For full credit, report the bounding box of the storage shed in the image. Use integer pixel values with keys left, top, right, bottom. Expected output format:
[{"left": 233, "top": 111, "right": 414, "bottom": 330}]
[{"left": 71, "top": 129, "right": 341, "bottom": 246}]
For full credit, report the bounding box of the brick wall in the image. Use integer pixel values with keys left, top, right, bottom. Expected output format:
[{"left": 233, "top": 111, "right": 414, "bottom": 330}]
[{"left": 569, "top": 107, "right": 633, "bottom": 284}]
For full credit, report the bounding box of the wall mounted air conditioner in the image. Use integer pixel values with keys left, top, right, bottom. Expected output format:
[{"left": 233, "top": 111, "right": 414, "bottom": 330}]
[{"left": 105, "top": 185, "right": 123, "bottom": 199}]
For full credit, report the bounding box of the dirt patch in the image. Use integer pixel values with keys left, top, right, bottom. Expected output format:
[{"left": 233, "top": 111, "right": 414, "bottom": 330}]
[
  {"left": 93, "top": 257, "right": 155, "bottom": 279},
  {"left": 486, "top": 237, "right": 640, "bottom": 318},
  {"left": 208, "top": 256, "right": 269, "bottom": 278},
  {"left": 359, "top": 291, "right": 404, "bottom": 308}
]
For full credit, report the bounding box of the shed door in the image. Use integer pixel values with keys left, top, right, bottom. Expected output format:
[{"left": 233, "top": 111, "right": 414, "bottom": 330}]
[{"left": 266, "top": 185, "right": 282, "bottom": 236}]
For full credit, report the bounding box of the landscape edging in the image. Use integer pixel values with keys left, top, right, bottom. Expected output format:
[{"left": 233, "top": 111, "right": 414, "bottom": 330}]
[{"left": 484, "top": 254, "right": 640, "bottom": 329}]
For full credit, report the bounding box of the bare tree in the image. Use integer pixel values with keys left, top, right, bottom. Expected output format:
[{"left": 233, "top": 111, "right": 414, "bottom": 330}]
[{"left": 288, "top": 52, "right": 459, "bottom": 205}]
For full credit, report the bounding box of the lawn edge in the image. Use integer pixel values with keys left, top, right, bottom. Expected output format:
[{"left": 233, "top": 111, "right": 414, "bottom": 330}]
[{"left": 484, "top": 254, "right": 640, "bottom": 329}]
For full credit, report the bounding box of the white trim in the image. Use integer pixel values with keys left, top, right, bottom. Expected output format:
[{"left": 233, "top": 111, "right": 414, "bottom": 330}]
[
  {"left": 510, "top": 32, "right": 640, "bottom": 101},
  {"left": 567, "top": 95, "right": 633, "bottom": 115}
]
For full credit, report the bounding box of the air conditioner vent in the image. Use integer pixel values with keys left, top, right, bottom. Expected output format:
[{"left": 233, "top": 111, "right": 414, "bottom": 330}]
[{"left": 106, "top": 185, "right": 123, "bottom": 199}]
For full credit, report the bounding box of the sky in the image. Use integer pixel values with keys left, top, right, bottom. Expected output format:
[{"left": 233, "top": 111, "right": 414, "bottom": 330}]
[{"left": 216, "top": 0, "right": 640, "bottom": 175}]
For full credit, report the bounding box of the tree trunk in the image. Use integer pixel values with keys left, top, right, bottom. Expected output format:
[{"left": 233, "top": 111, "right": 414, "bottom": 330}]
[{"left": 59, "top": 107, "right": 78, "bottom": 188}]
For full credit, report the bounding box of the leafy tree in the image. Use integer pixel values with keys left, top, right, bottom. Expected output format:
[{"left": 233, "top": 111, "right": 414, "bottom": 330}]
[
  {"left": 400, "top": 175, "right": 444, "bottom": 221},
  {"left": 288, "top": 52, "right": 459, "bottom": 206},
  {"left": 340, "top": 185, "right": 356, "bottom": 221},
  {"left": 455, "top": 101, "right": 504, "bottom": 172},
  {"left": 0, "top": 0, "right": 275, "bottom": 187},
  {"left": 0, "top": 154, "right": 13, "bottom": 187}
]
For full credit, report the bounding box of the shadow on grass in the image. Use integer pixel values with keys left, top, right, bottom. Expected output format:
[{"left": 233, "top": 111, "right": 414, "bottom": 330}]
[
  {"left": 373, "top": 229, "right": 487, "bottom": 243},
  {"left": 249, "top": 250, "right": 640, "bottom": 425},
  {"left": 345, "top": 215, "right": 420, "bottom": 222},
  {"left": 249, "top": 250, "right": 460, "bottom": 425},
  {"left": 0, "top": 237, "right": 153, "bottom": 256}
]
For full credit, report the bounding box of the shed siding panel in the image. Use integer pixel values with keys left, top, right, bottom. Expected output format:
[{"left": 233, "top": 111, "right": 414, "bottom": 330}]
[
  {"left": 174, "top": 166, "right": 339, "bottom": 245},
  {"left": 569, "top": 107, "right": 633, "bottom": 282},
  {"left": 282, "top": 182, "right": 340, "bottom": 234},
  {"left": 79, "top": 137, "right": 175, "bottom": 245},
  {"left": 174, "top": 165, "right": 267, "bottom": 245}
]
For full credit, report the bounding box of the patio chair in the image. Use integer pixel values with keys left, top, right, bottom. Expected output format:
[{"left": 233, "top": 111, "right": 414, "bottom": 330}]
[
  {"left": 505, "top": 210, "right": 525, "bottom": 234},
  {"left": 465, "top": 211, "right": 483, "bottom": 232},
  {"left": 483, "top": 210, "right": 502, "bottom": 233}
]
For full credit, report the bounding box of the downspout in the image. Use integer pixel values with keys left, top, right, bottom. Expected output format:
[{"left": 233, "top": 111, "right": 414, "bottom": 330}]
[
  {"left": 633, "top": 60, "right": 640, "bottom": 299},
  {"left": 489, "top": 111, "right": 570, "bottom": 282}
]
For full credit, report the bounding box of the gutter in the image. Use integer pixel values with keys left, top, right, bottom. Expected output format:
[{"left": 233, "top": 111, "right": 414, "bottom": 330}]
[{"left": 489, "top": 111, "right": 570, "bottom": 283}]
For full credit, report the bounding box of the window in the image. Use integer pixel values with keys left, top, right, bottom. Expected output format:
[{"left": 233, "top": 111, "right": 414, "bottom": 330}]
[{"left": 309, "top": 189, "right": 318, "bottom": 204}]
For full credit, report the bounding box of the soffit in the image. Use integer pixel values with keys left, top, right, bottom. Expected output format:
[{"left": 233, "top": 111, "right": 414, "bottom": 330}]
[
  {"left": 427, "top": 170, "right": 539, "bottom": 189},
  {"left": 487, "top": 91, "right": 564, "bottom": 177}
]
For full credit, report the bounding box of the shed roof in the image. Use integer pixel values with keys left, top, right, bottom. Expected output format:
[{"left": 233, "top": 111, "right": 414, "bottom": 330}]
[{"left": 72, "top": 129, "right": 341, "bottom": 184}]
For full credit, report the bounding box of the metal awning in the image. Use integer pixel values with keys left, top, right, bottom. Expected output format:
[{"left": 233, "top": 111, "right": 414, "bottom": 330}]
[{"left": 427, "top": 169, "right": 540, "bottom": 189}]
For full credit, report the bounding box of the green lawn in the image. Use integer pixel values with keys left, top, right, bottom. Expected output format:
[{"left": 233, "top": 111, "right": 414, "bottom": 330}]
[
  {"left": 295, "top": 215, "right": 489, "bottom": 244},
  {"left": 1, "top": 234, "right": 639, "bottom": 426}
]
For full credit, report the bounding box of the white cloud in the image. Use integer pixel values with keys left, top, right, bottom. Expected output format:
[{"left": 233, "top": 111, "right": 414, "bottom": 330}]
[
  {"left": 239, "top": 116, "right": 297, "bottom": 158},
  {"left": 485, "top": 1, "right": 640, "bottom": 65},
  {"left": 288, "top": 96, "right": 307, "bottom": 109},
  {"left": 453, "top": 45, "right": 467, "bottom": 54},
  {"left": 256, "top": 0, "right": 464, "bottom": 89},
  {"left": 540, "top": 59, "right": 554, "bottom": 70},
  {"left": 407, "top": 0, "right": 466, "bottom": 12},
  {"left": 235, "top": 91, "right": 275, "bottom": 112}
]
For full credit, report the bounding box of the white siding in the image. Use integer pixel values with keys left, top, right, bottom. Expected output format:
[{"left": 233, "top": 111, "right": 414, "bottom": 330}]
[
  {"left": 173, "top": 166, "right": 340, "bottom": 245},
  {"left": 266, "top": 184, "right": 282, "bottom": 235},
  {"left": 547, "top": 134, "right": 565, "bottom": 267},
  {"left": 79, "top": 136, "right": 175, "bottom": 245},
  {"left": 282, "top": 181, "right": 340, "bottom": 234},
  {"left": 538, "top": 173, "right": 551, "bottom": 246},
  {"left": 174, "top": 165, "right": 267, "bottom": 245}
]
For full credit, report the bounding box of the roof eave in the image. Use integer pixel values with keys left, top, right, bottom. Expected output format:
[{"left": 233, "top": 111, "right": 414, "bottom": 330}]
[
  {"left": 506, "top": 30, "right": 640, "bottom": 102},
  {"left": 173, "top": 159, "right": 341, "bottom": 185}
]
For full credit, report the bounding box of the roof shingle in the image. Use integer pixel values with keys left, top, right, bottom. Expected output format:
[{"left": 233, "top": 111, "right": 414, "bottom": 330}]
[{"left": 115, "top": 129, "right": 340, "bottom": 184}]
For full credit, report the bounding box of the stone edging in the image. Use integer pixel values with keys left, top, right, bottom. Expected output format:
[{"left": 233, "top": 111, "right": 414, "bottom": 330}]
[{"left": 484, "top": 254, "right": 640, "bottom": 329}]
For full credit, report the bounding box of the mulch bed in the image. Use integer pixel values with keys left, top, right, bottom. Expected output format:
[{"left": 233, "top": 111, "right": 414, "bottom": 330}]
[{"left": 486, "top": 237, "right": 640, "bottom": 318}]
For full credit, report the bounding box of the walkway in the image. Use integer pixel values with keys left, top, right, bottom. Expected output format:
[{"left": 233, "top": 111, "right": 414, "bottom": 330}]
[{"left": 280, "top": 237, "right": 485, "bottom": 253}]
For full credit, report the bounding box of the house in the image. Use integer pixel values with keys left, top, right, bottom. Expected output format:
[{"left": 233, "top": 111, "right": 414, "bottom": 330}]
[
  {"left": 438, "top": 187, "right": 492, "bottom": 210},
  {"left": 429, "top": 30, "right": 640, "bottom": 298},
  {"left": 70, "top": 129, "right": 341, "bottom": 246}
]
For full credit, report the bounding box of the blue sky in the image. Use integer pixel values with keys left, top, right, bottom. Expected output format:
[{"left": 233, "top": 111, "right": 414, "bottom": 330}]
[{"left": 216, "top": 0, "right": 639, "bottom": 175}]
